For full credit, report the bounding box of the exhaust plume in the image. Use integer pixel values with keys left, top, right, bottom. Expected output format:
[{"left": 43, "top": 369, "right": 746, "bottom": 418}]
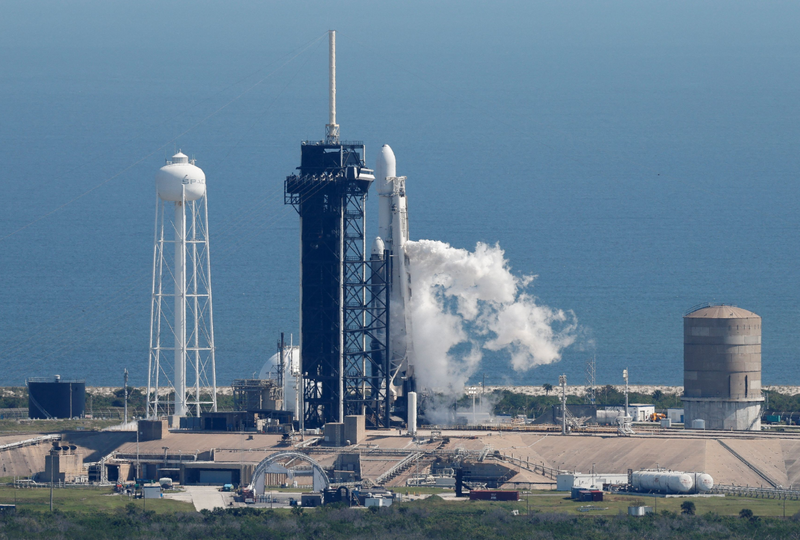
[{"left": 405, "top": 239, "right": 578, "bottom": 393}]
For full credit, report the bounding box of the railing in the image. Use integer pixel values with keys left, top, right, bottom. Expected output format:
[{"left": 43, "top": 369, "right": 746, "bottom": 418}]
[
  {"left": 0, "top": 408, "right": 28, "bottom": 419},
  {"left": 0, "top": 434, "right": 61, "bottom": 453},
  {"left": 375, "top": 452, "right": 422, "bottom": 485},
  {"left": 495, "top": 453, "right": 560, "bottom": 481},
  {"left": 712, "top": 484, "right": 800, "bottom": 499}
]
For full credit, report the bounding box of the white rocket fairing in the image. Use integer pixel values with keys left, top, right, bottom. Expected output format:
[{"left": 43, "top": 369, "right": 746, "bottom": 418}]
[{"left": 374, "top": 145, "right": 414, "bottom": 389}]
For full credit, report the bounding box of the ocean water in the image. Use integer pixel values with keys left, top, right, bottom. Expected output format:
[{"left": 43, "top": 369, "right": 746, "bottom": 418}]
[{"left": 1, "top": 1, "right": 799, "bottom": 388}]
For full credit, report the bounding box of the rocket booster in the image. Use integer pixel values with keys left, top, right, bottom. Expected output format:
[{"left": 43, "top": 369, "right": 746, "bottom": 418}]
[{"left": 374, "top": 145, "right": 414, "bottom": 386}]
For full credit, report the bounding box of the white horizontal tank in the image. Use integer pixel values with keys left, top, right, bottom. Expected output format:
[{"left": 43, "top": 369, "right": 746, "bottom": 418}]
[
  {"left": 632, "top": 471, "right": 694, "bottom": 494},
  {"left": 156, "top": 151, "right": 206, "bottom": 202},
  {"left": 696, "top": 473, "right": 714, "bottom": 492}
]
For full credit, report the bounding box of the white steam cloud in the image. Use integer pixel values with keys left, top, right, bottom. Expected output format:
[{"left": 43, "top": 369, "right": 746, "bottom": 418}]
[{"left": 405, "top": 239, "right": 578, "bottom": 393}]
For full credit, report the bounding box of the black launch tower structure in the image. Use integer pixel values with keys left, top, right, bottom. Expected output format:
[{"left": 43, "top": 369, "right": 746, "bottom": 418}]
[
  {"left": 285, "top": 142, "right": 391, "bottom": 429},
  {"left": 283, "top": 32, "right": 390, "bottom": 429}
]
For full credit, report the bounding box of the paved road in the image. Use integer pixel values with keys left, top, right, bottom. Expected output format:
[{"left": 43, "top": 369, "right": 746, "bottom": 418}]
[{"left": 164, "top": 486, "right": 233, "bottom": 511}]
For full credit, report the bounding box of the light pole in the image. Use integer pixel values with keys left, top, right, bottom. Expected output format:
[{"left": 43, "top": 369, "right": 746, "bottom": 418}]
[
  {"left": 560, "top": 376, "right": 566, "bottom": 435},
  {"left": 466, "top": 387, "right": 478, "bottom": 425},
  {"left": 623, "top": 368, "right": 629, "bottom": 419},
  {"left": 49, "top": 451, "right": 54, "bottom": 512},
  {"left": 124, "top": 369, "right": 128, "bottom": 424},
  {"left": 136, "top": 423, "right": 140, "bottom": 480}
]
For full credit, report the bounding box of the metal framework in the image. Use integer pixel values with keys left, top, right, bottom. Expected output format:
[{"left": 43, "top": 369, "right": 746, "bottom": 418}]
[
  {"left": 249, "top": 451, "right": 330, "bottom": 493},
  {"left": 147, "top": 192, "right": 217, "bottom": 418},
  {"left": 585, "top": 355, "right": 596, "bottom": 405},
  {"left": 285, "top": 142, "right": 389, "bottom": 429}
]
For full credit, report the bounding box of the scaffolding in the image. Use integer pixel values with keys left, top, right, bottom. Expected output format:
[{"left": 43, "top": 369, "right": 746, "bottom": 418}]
[{"left": 285, "top": 143, "right": 390, "bottom": 429}]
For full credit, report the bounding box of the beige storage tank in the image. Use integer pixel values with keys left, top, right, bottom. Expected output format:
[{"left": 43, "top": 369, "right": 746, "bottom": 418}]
[{"left": 682, "top": 305, "right": 764, "bottom": 430}]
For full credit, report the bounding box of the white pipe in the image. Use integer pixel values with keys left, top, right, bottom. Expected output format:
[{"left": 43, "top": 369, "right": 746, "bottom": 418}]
[
  {"left": 325, "top": 30, "right": 339, "bottom": 143},
  {"left": 153, "top": 203, "right": 166, "bottom": 416},
  {"left": 192, "top": 201, "right": 200, "bottom": 417},
  {"left": 204, "top": 193, "right": 217, "bottom": 412},
  {"left": 147, "top": 193, "right": 160, "bottom": 418},
  {"left": 329, "top": 30, "right": 336, "bottom": 128},
  {"left": 299, "top": 218, "right": 304, "bottom": 432},
  {"left": 339, "top": 202, "right": 345, "bottom": 423},
  {"left": 174, "top": 195, "right": 186, "bottom": 417}
]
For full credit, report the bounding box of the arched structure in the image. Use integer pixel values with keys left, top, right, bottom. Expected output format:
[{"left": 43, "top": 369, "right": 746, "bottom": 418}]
[{"left": 249, "top": 452, "right": 330, "bottom": 493}]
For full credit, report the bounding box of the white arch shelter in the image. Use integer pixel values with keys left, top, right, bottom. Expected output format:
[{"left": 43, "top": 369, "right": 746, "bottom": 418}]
[{"left": 249, "top": 452, "right": 330, "bottom": 493}]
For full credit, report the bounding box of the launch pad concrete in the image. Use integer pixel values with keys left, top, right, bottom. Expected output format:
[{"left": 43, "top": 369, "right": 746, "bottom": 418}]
[{"left": 3, "top": 427, "right": 800, "bottom": 491}]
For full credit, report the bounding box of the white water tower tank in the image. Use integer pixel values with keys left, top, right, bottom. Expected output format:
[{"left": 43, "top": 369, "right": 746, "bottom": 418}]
[{"left": 156, "top": 151, "right": 206, "bottom": 202}]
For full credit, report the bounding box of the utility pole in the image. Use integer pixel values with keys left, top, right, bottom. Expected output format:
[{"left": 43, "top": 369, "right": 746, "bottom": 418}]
[
  {"left": 124, "top": 369, "right": 129, "bottom": 424},
  {"left": 49, "top": 452, "right": 54, "bottom": 511},
  {"left": 623, "top": 368, "right": 629, "bottom": 419},
  {"left": 136, "top": 423, "right": 140, "bottom": 480},
  {"left": 559, "top": 375, "right": 567, "bottom": 435},
  {"left": 279, "top": 333, "right": 285, "bottom": 410}
]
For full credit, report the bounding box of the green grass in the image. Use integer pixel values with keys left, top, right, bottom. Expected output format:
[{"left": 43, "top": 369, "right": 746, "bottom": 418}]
[
  {"left": 506, "top": 492, "right": 800, "bottom": 517},
  {"left": 0, "top": 489, "right": 799, "bottom": 538},
  {"left": 0, "top": 485, "right": 193, "bottom": 514}
]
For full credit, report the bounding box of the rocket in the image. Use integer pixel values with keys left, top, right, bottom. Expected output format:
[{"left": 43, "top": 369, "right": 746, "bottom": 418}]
[{"left": 373, "top": 144, "right": 415, "bottom": 394}]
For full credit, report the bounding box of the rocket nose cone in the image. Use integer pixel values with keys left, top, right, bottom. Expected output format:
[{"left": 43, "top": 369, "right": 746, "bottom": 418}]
[
  {"left": 375, "top": 144, "right": 397, "bottom": 180},
  {"left": 372, "top": 236, "right": 385, "bottom": 256}
]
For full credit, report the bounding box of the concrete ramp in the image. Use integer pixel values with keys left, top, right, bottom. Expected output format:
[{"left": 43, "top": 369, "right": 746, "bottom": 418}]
[
  {"left": 717, "top": 439, "right": 786, "bottom": 487},
  {"left": 781, "top": 440, "right": 800, "bottom": 488}
]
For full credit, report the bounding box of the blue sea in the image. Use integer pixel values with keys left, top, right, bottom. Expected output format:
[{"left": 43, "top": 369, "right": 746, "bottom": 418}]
[{"left": 1, "top": 1, "right": 799, "bottom": 388}]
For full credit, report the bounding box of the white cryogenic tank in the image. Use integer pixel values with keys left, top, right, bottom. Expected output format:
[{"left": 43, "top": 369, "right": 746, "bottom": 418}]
[
  {"left": 259, "top": 347, "right": 300, "bottom": 415},
  {"left": 632, "top": 471, "right": 694, "bottom": 494},
  {"left": 156, "top": 151, "right": 206, "bottom": 201},
  {"left": 408, "top": 391, "right": 417, "bottom": 435},
  {"left": 695, "top": 473, "right": 714, "bottom": 492}
]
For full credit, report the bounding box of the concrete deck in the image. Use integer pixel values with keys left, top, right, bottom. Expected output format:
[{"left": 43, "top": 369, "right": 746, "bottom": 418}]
[{"left": 5, "top": 427, "right": 800, "bottom": 489}]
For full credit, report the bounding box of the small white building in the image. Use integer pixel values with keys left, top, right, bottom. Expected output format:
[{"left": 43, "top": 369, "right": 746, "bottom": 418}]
[
  {"left": 599, "top": 405, "right": 656, "bottom": 423},
  {"left": 629, "top": 404, "right": 656, "bottom": 422},
  {"left": 365, "top": 497, "right": 393, "bottom": 507},
  {"left": 556, "top": 473, "right": 629, "bottom": 491},
  {"left": 667, "top": 408, "right": 684, "bottom": 424}
]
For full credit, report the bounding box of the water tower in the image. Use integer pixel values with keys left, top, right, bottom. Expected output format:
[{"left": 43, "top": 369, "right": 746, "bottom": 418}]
[{"left": 147, "top": 151, "right": 217, "bottom": 418}]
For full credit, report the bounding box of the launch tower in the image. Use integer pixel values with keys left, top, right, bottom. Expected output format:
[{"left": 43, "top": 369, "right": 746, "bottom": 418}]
[{"left": 285, "top": 31, "right": 390, "bottom": 428}]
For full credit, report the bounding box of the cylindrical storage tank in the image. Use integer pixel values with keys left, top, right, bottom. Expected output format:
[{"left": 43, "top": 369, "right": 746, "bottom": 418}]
[
  {"left": 695, "top": 473, "right": 714, "bottom": 492},
  {"left": 632, "top": 471, "right": 694, "bottom": 494},
  {"left": 684, "top": 305, "right": 761, "bottom": 399},
  {"left": 27, "top": 377, "right": 86, "bottom": 419},
  {"left": 683, "top": 305, "right": 764, "bottom": 430},
  {"left": 259, "top": 347, "right": 300, "bottom": 416},
  {"left": 408, "top": 391, "right": 418, "bottom": 435},
  {"left": 156, "top": 152, "right": 206, "bottom": 202}
]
